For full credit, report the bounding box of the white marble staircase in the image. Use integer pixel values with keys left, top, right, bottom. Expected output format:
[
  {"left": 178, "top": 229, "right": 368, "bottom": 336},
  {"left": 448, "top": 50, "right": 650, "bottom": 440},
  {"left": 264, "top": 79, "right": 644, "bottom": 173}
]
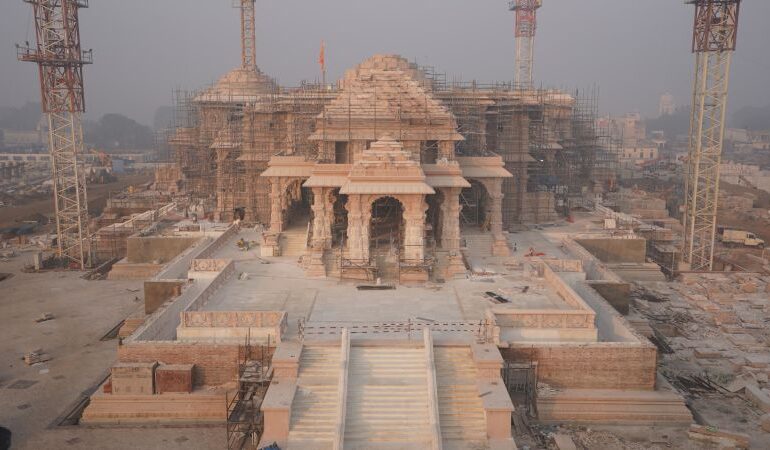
[
  {"left": 344, "top": 347, "right": 432, "bottom": 449},
  {"left": 287, "top": 346, "right": 340, "bottom": 449},
  {"left": 434, "top": 347, "right": 488, "bottom": 449}
]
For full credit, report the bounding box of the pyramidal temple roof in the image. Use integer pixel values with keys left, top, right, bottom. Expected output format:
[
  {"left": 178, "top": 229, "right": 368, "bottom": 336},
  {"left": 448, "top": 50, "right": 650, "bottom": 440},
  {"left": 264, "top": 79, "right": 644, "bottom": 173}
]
[{"left": 322, "top": 54, "right": 454, "bottom": 124}]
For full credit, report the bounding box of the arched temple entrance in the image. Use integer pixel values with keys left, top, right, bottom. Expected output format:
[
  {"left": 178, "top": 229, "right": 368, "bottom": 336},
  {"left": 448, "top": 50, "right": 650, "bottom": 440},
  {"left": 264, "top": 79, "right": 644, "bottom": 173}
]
[
  {"left": 460, "top": 180, "right": 490, "bottom": 229},
  {"left": 369, "top": 196, "right": 405, "bottom": 280},
  {"left": 330, "top": 189, "right": 348, "bottom": 247},
  {"left": 285, "top": 180, "right": 312, "bottom": 229},
  {"left": 370, "top": 196, "right": 405, "bottom": 251}
]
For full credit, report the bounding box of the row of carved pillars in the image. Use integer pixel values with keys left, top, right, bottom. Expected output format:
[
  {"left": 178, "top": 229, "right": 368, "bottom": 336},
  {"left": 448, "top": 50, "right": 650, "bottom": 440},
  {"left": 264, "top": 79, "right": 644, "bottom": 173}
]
[
  {"left": 303, "top": 188, "right": 467, "bottom": 264},
  {"left": 268, "top": 178, "right": 507, "bottom": 259}
]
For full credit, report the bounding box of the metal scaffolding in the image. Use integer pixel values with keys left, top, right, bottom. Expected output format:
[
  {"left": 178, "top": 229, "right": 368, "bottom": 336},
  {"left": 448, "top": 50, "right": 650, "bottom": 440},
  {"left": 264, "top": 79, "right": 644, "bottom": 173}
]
[
  {"left": 682, "top": 0, "right": 741, "bottom": 271},
  {"left": 18, "top": 0, "right": 92, "bottom": 269}
]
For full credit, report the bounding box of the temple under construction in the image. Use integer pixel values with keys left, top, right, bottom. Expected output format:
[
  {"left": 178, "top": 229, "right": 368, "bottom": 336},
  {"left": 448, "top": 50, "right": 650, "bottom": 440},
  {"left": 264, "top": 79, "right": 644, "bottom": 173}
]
[{"left": 157, "top": 3, "right": 608, "bottom": 281}]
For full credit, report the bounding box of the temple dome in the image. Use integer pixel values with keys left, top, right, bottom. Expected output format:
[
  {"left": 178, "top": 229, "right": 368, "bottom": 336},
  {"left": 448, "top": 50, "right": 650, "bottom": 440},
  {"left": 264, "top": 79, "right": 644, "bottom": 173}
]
[{"left": 195, "top": 67, "right": 278, "bottom": 103}]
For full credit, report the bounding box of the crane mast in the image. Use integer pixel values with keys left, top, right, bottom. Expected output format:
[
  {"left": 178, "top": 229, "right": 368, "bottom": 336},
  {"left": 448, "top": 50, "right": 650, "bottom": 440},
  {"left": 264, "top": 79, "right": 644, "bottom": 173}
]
[
  {"left": 508, "top": 0, "right": 542, "bottom": 89},
  {"left": 682, "top": 0, "right": 742, "bottom": 271},
  {"left": 18, "top": 0, "right": 93, "bottom": 269},
  {"left": 236, "top": 0, "right": 257, "bottom": 69}
]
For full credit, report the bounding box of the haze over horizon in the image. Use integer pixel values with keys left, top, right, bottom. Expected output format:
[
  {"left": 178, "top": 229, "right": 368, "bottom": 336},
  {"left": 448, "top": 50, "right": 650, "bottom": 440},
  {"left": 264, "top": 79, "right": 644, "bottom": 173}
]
[{"left": 1, "top": 0, "right": 768, "bottom": 126}]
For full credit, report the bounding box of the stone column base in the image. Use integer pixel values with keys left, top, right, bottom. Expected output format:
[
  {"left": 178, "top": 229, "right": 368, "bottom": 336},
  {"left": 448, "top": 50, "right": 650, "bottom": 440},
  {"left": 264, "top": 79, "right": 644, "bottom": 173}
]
[
  {"left": 304, "top": 251, "right": 327, "bottom": 278},
  {"left": 261, "top": 232, "right": 281, "bottom": 257},
  {"left": 400, "top": 267, "right": 429, "bottom": 283},
  {"left": 445, "top": 253, "right": 467, "bottom": 278},
  {"left": 492, "top": 238, "right": 511, "bottom": 257}
]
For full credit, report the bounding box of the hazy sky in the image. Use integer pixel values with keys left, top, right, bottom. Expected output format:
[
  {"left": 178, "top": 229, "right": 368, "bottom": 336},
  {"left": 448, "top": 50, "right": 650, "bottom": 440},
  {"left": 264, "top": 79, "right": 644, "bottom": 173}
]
[{"left": 1, "top": 0, "right": 769, "bottom": 125}]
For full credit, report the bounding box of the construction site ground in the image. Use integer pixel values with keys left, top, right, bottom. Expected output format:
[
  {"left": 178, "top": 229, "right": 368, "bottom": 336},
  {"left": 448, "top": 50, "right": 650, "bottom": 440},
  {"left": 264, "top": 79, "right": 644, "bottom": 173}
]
[
  {"left": 0, "top": 253, "right": 221, "bottom": 449},
  {"left": 0, "top": 172, "right": 153, "bottom": 229}
]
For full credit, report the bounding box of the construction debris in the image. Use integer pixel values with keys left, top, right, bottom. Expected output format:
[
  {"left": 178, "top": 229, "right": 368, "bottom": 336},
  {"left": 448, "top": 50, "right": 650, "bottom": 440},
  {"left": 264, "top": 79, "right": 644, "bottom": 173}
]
[
  {"left": 688, "top": 424, "right": 750, "bottom": 449},
  {"left": 23, "top": 350, "right": 52, "bottom": 365},
  {"left": 35, "top": 313, "right": 54, "bottom": 323}
]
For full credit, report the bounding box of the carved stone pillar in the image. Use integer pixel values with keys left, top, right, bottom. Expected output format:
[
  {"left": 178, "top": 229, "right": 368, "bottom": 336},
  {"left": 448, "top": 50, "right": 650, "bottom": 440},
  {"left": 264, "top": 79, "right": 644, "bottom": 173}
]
[
  {"left": 440, "top": 188, "right": 465, "bottom": 278},
  {"left": 361, "top": 198, "right": 373, "bottom": 263},
  {"left": 483, "top": 178, "right": 510, "bottom": 257},
  {"left": 345, "top": 195, "right": 364, "bottom": 261},
  {"left": 269, "top": 178, "right": 284, "bottom": 233},
  {"left": 440, "top": 188, "right": 461, "bottom": 252},
  {"left": 439, "top": 187, "right": 466, "bottom": 278},
  {"left": 310, "top": 187, "right": 327, "bottom": 249},
  {"left": 306, "top": 187, "right": 328, "bottom": 278},
  {"left": 323, "top": 191, "right": 335, "bottom": 248},
  {"left": 403, "top": 196, "right": 427, "bottom": 262},
  {"left": 439, "top": 141, "right": 455, "bottom": 160}
]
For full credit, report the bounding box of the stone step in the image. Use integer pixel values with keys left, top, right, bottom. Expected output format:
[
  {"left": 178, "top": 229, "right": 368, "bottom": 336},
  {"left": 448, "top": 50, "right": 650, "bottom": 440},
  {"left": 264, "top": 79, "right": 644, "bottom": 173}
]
[
  {"left": 442, "top": 440, "right": 488, "bottom": 450},
  {"left": 285, "top": 438, "right": 334, "bottom": 450},
  {"left": 344, "top": 438, "right": 432, "bottom": 447}
]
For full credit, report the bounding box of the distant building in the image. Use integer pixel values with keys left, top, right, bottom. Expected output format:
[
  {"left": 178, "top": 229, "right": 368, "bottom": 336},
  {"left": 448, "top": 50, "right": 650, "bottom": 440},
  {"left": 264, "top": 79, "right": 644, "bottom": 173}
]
[
  {"left": 621, "top": 145, "right": 659, "bottom": 164},
  {"left": 658, "top": 93, "right": 675, "bottom": 116},
  {"left": 1, "top": 129, "right": 45, "bottom": 148}
]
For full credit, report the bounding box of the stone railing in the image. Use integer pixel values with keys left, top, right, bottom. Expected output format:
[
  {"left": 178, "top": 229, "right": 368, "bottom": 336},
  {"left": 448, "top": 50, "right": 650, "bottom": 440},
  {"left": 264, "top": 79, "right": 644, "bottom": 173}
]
[
  {"left": 541, "top": 261, "right": 596, "bottom": 312},
  {"left": 182, "top": 311, "right": 286, "bottom": 329},
  {"left": 131, "top": 259, "right": 235, "bottom": 342},
  {"left": 488, "top": 309, "right": 595, "bottom": 329},
  {"left": 195, "top": 224, "right": 237, "bottom": 260},
  {"left": 190, "top": 258, "right": 232, "bottom": 273},
  {"left": 177, "top": 310, "right": 288, "bottom": 344},
  {"left": 186, "top": 259, "right": 236, "bottom": 311}
]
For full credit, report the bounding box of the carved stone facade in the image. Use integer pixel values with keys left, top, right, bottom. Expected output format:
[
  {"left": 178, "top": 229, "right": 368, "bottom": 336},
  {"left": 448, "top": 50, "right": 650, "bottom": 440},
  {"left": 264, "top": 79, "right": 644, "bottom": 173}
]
[
  {"left": 168, "top": 55, "right": 606, "bottom": 280},
  {"left": 257, "top": 56, "right": 513, "bottom": 280}
]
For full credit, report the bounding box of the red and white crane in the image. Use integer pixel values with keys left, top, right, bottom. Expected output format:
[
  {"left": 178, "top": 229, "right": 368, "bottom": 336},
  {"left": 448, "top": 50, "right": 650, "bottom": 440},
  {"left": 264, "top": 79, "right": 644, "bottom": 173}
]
[
  {"left": 18, "top": 0, "right": 93, "bottom": 269},
  {"left": 508, "top": 0, "right": 542, "bottom": 89}
]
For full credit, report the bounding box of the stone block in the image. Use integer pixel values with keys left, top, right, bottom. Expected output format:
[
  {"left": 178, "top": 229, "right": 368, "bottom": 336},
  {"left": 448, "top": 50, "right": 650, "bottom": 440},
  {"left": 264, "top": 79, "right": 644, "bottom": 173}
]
[
  {"left": 741, "top": 283, "right": 758, "bottom": 294},
  {"left": 694, "top": 348, "right": 722, "bottom": 359},
  {"left": 714, "top": 310, "right": 739, "bottom": 325},
  {"left": 688, "top": 424, "right": 750, "bottom": 449},
  {"left": 761, "top": 413, "right": 770, "bottom": 432},
  {"left": 745, "top": 354, "right": 770, "bottom": 369},
  {"left": 746, "top": 385, "right": 770, "bottom": 413},
  {"left": 553, "top": 434, "right": 577, "bottom": 450},
  {"left": 728, "top": 334, "right": 765, "bottom": 352},
  {"left": 111, "top": 362, "right": 157, "bottom": 396},
  {"left": 155, "top": 364, "right": 194, "bottom": 394},
  {"left": 721, "top": 324, "right": 745, "bottom": 334}
]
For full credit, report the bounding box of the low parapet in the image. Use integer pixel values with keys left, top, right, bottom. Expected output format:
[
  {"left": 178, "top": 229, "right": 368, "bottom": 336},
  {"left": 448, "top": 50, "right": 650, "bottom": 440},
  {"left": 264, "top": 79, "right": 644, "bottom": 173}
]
[
  {"left": 486, "top": 261, "right": 598, "bottom": 344},
  {"left": 177, "top": 310, "right": 288, "bottom": 344}
]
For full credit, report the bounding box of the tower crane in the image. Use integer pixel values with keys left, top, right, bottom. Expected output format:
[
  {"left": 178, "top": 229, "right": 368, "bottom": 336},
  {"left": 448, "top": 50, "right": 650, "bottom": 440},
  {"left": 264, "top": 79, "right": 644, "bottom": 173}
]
[
  {"left": 682, "top": 0, "right": 742, "bottom": 271},
  {"left": 18, "top": 0, "right": 93, "bottom": 269},
  {"left": 508, "top": 0, "right": 542, "bottom": 89}
]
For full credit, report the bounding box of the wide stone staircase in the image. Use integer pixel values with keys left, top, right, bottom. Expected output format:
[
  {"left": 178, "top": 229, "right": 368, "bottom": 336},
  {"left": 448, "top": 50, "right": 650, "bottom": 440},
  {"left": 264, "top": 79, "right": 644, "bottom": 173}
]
[
  {"left": 434, "top": 347, "right": 488, "bottom": 449},
  {"left": 462, "top": 232, "right": 494, "bottom": 258},
  {"left": 287, "top": 346, "right": 340, "bottom": 449},
  {"left": 280, "top": 226, "right": 308, "bottom": 257},
  {"left": 344, "top": 347, "right": 432, "bottom": 449}
]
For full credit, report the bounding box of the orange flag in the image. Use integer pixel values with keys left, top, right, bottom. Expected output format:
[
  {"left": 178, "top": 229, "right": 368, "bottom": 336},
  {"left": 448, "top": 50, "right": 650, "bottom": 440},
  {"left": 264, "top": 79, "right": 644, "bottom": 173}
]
[{"left": 319, "top": 40, "right": 326, "bottom": 73}]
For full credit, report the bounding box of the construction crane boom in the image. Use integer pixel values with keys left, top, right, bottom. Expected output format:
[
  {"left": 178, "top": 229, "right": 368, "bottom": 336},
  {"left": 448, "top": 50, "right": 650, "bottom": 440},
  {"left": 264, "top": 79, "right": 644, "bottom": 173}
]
[
  {"left": 508, "top": 0, "right": 542, "bottom": 89},
  {"left": 682, "top": 0, "right": 742, "bottom": 271},
  {"left": 18, "top": 0, "right": 93, "bottom": 269}
]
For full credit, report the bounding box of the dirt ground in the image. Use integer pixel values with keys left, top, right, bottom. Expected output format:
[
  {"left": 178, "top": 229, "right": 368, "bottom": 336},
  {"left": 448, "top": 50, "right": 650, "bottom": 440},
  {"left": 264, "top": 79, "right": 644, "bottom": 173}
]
[
  {"left": 0, "top": 172, "right": 153, "bottom": 229},
  {"left": 0, "top": 251, "right": 223, "bottom": 450}
]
